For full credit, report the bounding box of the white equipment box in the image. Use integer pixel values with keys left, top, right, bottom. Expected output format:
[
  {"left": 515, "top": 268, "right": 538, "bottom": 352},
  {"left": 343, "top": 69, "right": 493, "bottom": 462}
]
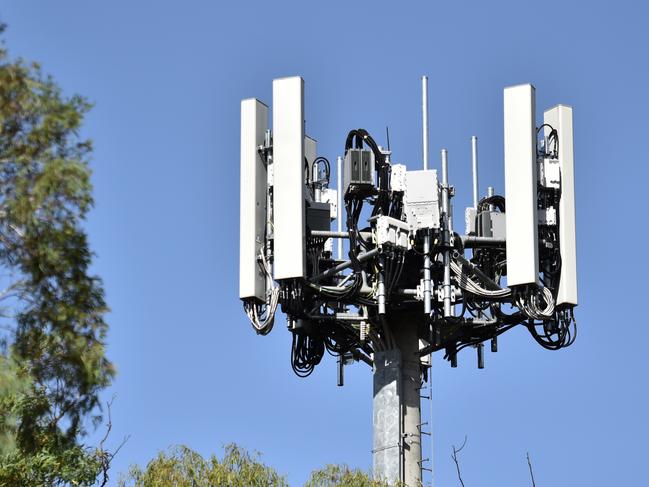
[
  {"left": 373, "top": 215, "right": 410, "bottom": 249},
  {"left": 321, "top": 188, "right": 338, "bottom": 219},
  {"left": 239, "top": 98, "right": 268, "bottom": 301},
  {"left": 544, "top": 105, "right": 578, "bottom": 305},
  {"left": 272, "top": 77, "right": 306, "bottom": 280},
  {"left": 504, "top": 84, "right": 539, "bottom": 286},
  {"left": 390, "top": 164, "right": 407, "bottom": 192},
  {"left": 404, "top": 169, "right": 439, "bottom": 230}
]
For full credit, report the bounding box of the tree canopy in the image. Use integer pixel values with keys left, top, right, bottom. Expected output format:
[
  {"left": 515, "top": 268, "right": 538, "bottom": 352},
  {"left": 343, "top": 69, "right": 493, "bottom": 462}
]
[
  {"left": 0, "top": 23, "right": 114, "bottom": 486},
  {"left": 118, "top": 444, "right": 396, "bottom": 487},
  {"left": 119, "top": 444, "right": 288, "bottom": 487}
]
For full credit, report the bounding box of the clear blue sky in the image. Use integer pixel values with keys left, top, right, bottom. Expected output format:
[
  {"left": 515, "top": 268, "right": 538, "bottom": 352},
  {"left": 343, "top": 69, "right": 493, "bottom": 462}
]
[{"left": 3, "top": 1, "right": 648, "bottom": 485}]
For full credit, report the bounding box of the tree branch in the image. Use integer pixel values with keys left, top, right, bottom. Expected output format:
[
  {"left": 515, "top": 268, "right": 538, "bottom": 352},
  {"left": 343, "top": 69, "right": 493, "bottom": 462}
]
[
  {"left": 526, "top": 452, "right": 536, "bottom": 487},
  {"left": 98, "top": 396, "right": 130, "bottom": 487},
  {"left": 0, "top": 280, "right": 25, "bottom": 301},
  {"left": 451, "top": 435, "right": 468, "bottom": 487}
]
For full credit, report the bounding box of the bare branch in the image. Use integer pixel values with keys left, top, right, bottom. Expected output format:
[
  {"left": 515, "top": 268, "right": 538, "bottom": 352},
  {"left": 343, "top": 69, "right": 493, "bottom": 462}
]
[
  {"left": 99, "top": 395, "right": 116, "bottom": 448},
  {"left": 526, "top": 452, "right": 536, "bottom": 487},
  {"left": 451, "top": 435, "right": 468, "bottom": 487},
  {"left": 97, "top": 395, "right": 130, "bottom": 487},
  {"left": 455, "top": 435, "right": 468, "bottom": 453}
]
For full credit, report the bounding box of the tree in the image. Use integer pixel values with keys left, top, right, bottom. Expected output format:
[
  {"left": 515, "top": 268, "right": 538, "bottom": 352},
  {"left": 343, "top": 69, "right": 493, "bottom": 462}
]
[
  {"left": 118, "top": 444, "right": 289, "bottom": 487},
  {"left": 305, "top": 464, "right": 396, "bottom": 487},
  {"left": 0, "top": 354, "right": 30, "bottom": 456},
  {"left": 0, "top": 23, "right": 114, "bottom": 485},
  {"left": 119, "top": 444, "right": 404, "bottom": 487}
]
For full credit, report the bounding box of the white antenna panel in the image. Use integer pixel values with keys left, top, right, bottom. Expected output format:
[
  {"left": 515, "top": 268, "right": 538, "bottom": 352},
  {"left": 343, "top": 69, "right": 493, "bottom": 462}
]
[
  {"left": 239, "top": 98, "right": 268, "bottom": 300},
  {"left": 272, "top": 77, "right": 306, "bottom": 280},
  {"left": 503, "top": 84, "right": 539, "bottom": 286},
  {"left": 544, "top": 105, "right": 577, "bottom": 305}
]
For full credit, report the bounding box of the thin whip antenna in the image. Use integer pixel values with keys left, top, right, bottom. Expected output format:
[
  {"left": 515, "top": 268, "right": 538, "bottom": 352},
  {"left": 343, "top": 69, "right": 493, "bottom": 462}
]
[
  {"left": 471, "top": 136, "right": 479, "bottom": 209},
  {"left": 422, "top": 75, "right": 429, "bottom": 170}
]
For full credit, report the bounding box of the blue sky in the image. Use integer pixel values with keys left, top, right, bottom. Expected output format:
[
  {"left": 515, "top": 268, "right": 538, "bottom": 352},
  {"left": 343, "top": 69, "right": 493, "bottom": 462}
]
[{"left": 3, "top": 1, "right": 648, "bottom": 485}]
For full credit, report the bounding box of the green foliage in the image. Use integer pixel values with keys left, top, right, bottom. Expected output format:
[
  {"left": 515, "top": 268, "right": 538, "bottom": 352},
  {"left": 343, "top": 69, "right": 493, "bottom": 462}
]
[
  {"left": 0, "top": 387, "right": 105, "bottom": 487},
  {"left": 119, "top": 444, "right": 407, "bottom": 487},
  {"left": 119, "top": 444, "right": 289, "bottom": 487},
  {"left": 0, "top": 354, "right": 30, "bottom": 455},
  {"left": 0, "top": 23, "right": 114, "bottom": 485},
  {"left": 305, "top": 464, "right": 396, "bottom": 487}
]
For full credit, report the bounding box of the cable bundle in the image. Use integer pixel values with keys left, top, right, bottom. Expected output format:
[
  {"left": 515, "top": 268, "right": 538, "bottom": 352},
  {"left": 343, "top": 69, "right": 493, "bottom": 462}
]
[
  {"left": 450, "top": 261, "right": 511, "bottom": 299},
  {"left": 291, "top": 332, "right": 325, "bottom": 377},
  {"left": 527, "top": 307, "right": 577, "bottom": 350},
  {"left": 243, "top": 250, "right": 279, "bottom": 335},
  {"left": 515, "top": 286, "right": 555, "bottom": 320}
]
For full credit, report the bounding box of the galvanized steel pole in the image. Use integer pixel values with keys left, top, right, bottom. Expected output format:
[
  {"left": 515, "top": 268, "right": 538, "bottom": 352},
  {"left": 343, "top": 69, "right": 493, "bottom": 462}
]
[
  {"left": 374, "top": 77, "right": 432, "bottom": 487},
  {"left": 373, "top": 314, "right": 423, "bottom": 487}
]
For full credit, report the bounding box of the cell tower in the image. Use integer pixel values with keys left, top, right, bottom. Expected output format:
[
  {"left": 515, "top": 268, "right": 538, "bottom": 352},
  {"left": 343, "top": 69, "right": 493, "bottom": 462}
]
[{"left": 239, "top": 76, "right": 578, "bottom": 486}]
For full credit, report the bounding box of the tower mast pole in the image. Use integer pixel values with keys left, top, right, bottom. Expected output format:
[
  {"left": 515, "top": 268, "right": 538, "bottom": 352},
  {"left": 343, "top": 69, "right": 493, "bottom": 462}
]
[{"left": 373, "top": 76, "right": 432, "bottom": 486}]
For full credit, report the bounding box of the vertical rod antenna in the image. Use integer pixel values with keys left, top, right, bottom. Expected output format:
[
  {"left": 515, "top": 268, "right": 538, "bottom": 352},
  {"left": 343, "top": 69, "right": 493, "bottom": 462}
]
[
  {"left": 377, "top": 256, "right": 387, "bottom": 315},
  {"left": 337, "top": 156, "right": 343, "bottom": 260},
  {"left": 421, "top": 75, "right": 432, "bottom": 322},
  {"left": 471, "top": 136, "right": 479, "bottom": 209},
  {"left": 423, "top": 233, "right": 432, "bottom": 314},
  {"left": 422, "top": 76, "right": 430, "bottom": 170},
  {"left": 441, "top": 149, "right": 452, "bottom": 318},
  {"left": 313, "top": 160, "right": 321, "bottom": 202},
  {"left": 471, "top": 135, "right": 483, "bottom": 335},
  {"left": 422, "top": 76, "right": 433, "bottom": 485}
]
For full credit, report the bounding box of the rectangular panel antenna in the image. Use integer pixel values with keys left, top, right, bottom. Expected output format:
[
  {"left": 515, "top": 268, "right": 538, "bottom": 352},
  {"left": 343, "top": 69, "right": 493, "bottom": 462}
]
[
  {"left": 239, "top": 98, "right": 268, "bottom": 301},
  {"left": 544, "top": 105, "right": 578, "bottom": 305},
  {"left": 272, "top": 77, "right": 306, "bottom": 280},
  {"left": 503, "top": 84, "right": 539, "bottom": 286},
  {"left": 305, "top": 135, "right": 317, "bottom": 167}
]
